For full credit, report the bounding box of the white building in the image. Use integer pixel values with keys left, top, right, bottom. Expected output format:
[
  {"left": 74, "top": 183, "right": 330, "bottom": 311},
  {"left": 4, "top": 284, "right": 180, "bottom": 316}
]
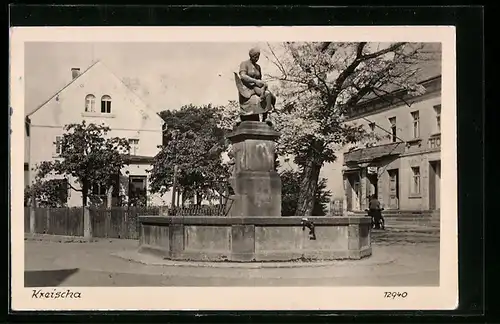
[
  {"left": 25, "top": 61, "right": 170, "bottom": 207},
  {"left": 341, "top": 74, "right": 441, "bottom": 212},
  {"left": 319, "top": 48, "right": 442, "bottom": 213}
]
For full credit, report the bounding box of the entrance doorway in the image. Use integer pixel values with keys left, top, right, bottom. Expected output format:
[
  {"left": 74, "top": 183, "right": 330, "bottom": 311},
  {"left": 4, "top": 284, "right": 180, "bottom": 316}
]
[
  {"left": 429, "top": 160, "right": 441, "bottom": 210},
  {"left": 346, "top": 172, "right": 361, "bottom": 211},
  {"left": 129, "top": 175, "right": 147, "bottom": 207},
  {"left": 367, "top": 172, "right": 378, "bottom": 198},
  {"left": 387, "top": 169, "right": 400, "bottom": 209}
]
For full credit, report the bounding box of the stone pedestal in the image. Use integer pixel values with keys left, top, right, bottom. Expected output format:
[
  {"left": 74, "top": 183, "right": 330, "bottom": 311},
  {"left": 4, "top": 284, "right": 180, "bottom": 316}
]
[{"left": 227, "top": 121, "right": 281, "bottom": 217}]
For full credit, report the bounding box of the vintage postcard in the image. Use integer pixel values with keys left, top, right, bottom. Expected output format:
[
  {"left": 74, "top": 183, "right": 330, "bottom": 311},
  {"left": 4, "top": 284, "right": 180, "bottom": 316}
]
[{"left": 10, "top": 26, "right": 457, "bottom": 311}]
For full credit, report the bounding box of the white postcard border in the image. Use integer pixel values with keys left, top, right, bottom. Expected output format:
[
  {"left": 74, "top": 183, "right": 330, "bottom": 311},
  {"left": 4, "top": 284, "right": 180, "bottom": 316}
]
[{"left": 10, "top": 26, "right": 458, "bottom": 311}]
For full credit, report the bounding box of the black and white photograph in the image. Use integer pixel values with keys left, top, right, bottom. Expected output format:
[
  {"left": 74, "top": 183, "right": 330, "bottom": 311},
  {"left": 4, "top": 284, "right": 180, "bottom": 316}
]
[{"left": 10, "top": 26, "right": 457, "bottom": 311}]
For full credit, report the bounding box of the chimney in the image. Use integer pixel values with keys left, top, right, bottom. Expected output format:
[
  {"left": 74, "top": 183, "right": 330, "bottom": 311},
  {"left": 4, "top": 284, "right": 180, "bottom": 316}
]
[{"left": 71, "top": 68, "right": 80, "bottom": 80}]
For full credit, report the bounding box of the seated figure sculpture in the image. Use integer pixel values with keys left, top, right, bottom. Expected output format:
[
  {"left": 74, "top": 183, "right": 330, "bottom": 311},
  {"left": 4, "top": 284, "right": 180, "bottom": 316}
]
[{"left": 234, "top": 47, "right": 277, "bottom": 126}]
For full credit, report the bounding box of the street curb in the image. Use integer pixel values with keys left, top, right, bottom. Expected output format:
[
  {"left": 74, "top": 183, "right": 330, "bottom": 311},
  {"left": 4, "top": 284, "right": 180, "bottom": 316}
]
[
  {"left": 111, "top": 250, "right": 397, "bottom": 269},
  {"left": 24, "top": 233, "right": 99, "bottom": 243}
]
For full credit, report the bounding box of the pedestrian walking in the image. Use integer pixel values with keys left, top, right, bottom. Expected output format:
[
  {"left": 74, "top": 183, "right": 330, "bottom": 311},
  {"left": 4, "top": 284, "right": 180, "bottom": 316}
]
[{"left": 369, "top": 194, "right": 385, "bottom": 230}]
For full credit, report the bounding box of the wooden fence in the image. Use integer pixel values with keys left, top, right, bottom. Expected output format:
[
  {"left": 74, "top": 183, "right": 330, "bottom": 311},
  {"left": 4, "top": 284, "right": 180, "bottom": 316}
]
[
  {"left": 24, "top": 206, "right": 160, "bottom": 239},
  {"left": 24, "top": 207, "right": 30, "bottom": 234},
  {"left": 24, "top": 207, "right": 85, "bottom": 236},
  {"left": 89, "top": 206, "right": 160, "bottom": 239},
  {"left": 24, "top": 200, "right": 342, "bottom": 239},
  {"left": 23, "top": 205, "right": 226, "bottom": 239}
]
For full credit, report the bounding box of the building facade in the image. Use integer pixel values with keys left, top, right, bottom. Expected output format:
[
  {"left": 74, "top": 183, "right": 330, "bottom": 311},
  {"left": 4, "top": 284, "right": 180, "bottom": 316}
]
[
  {"left": 341, "top": 75, "right": 442, "bottom": 212},
  {"left": 25, "top": 61, "right": 169, "bottom": 207}
]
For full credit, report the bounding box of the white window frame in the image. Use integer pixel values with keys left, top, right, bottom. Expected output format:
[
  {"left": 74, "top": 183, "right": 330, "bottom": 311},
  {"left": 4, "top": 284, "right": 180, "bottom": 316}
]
[
  {"left": 101, "top": 95, "right": 112, "bottom": 114},
  {"left": 54, "top": 136, "right": 63, "bottom": 156},
  {"left": 434, "top": 104, "right": 441, "bottom": 133},
  {"left": 410, "top": 166, "right": 421, "bottom": 195},
  {"left": 85, "top": 94, "right": 96, "bottom": 112},
  {"left": 411, "top": 111, "right": 420, "bottom": 139},
  {"left": 128, "top": 138, "right": 139, "bottom": 155},
  {"left": 388, "top": 117, "right": 397, "bottom": 142},
  {"left": 91, "top": 182, "right": 107, "bottom": 196}
]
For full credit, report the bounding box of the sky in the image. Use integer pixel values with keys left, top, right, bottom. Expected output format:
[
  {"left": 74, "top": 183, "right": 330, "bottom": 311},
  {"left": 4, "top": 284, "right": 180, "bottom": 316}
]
[
  {"left": 24, "top": 42, "right": 283, "bottom": 114},
  {"left": 24, "top": 42, "right": 440, "bottom": 115}
]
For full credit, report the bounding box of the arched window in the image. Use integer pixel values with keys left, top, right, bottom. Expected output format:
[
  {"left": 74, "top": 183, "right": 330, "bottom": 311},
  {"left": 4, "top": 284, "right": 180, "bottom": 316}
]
[
  {"left": 85, "top": 94, "right": 96, "bottom": 112},
  {"left": 101, "top": 95, "right": 112, "bottom": 113}
]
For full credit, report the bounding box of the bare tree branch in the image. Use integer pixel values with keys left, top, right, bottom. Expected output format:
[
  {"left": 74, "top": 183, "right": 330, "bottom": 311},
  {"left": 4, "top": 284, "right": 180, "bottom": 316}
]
[
  {"left": 333, "top": 42, "right": 368, "bottom": 92},
  {"left": 264, "top": 75, "right": 311, "bottom": 86},
  {"left": 320, "top": 42, "right": 331, "bottom": 52},
  {"left": 319, "top": 42, "right": 337, "bottom": 56},
  {"left": 284, "top": 87, "right": 314, "bottom": 100},
  {"left": 66, "top": 180, "right": 83, "bottom": 192},
  {"left": 343, "top": 85, "right": 374, "bottom": 109},
  {"left": 286, "top": 42, "right": 317, "bottom": 75},
  {"left": 334, "top": 42, "right": 407, "bottom": 92},
  {"left": 339, "top": 61, "right": 403, "bottom": 113},
  {"left": 356, "top": 42, "right": 367, "bottom": 57},
  {"left": 361, "top": 42, "right": 406, "bottom": 61},
  {"left": 266, "top": 42, "right": 287, "bottom": 78},
  {"left": 312, "top": 64, "right": 332, "bottom": 99}
]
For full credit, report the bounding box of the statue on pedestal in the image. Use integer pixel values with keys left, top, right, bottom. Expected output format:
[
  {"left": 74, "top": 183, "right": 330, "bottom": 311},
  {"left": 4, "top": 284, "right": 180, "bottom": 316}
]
[{"left": 234, "top": 47, "right": 277, "bottom": 126}]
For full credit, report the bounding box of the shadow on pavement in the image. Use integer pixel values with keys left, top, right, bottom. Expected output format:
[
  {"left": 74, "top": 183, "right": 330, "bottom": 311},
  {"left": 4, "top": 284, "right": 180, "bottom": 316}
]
[{"left": 25, "top": 268, "right": 80, "bottom": 287}]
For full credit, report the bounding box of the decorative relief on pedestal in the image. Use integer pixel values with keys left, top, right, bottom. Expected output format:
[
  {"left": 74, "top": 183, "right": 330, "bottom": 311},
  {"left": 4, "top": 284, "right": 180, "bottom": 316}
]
[{"left": 226, "top": 121, "right": 282, "bottom": 217}]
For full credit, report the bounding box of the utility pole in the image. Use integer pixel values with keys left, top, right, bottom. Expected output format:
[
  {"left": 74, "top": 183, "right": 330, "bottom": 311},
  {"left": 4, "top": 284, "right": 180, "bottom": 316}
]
[
  {"left": 170, "top": 130, "right": 180, "bottom": 212},
  {"left": 171, "top": 165, "right": 179, "bottom": 210}
]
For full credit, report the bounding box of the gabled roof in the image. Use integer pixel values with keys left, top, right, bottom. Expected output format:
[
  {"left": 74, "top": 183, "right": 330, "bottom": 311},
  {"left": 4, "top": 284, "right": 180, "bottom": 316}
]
[
  {"left": 26, "top": 60, "right": 100, "bottom": 118},
  {"left": 99, "top": 62, "right": 164, "bottom": 122},
  {"left": 26, "top": 60, "right": 163, "bottom": 123},
  {"left": 357, "top": 43, "right": 442, "bottom": 104}
]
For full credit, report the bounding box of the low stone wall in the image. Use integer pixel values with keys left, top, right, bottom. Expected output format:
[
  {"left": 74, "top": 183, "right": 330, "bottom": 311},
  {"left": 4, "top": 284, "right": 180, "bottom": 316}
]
[{"left": 138, "top": 216, "right": 372, "bottom": 262}]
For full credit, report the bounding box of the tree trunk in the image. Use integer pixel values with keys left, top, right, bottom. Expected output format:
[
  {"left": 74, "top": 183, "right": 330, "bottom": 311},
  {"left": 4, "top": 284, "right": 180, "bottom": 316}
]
[
  {"left": 294, "top": 159, "right": 322, "bottom": 217},
  {"left": 82, "top": 180, "right": 89, "bottom": 207},
  {"left": 106, "top": 185, "right": 113, "bottom": 208},
  {"left": 220, "top": 188, "right": 225, "bottom": 206},
  {"left": 196, "top": 192, "right": 203, "bottom": 205},
  {"left": 181, "top": 189, "right": 186, "bottom": 207}
]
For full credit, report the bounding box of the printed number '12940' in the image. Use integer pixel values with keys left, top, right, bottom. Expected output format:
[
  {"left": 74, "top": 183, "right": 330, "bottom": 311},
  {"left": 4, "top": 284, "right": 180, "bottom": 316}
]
[{"left": 384, "top": 292, "right": 408, "bottom": 299}]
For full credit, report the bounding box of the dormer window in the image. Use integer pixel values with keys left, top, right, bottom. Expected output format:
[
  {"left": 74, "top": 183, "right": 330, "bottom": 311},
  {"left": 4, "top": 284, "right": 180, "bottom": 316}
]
[
  {"left": 85, "top": 94, "right": 96, "bottom": 112},
  {"left": 101, "top": 95, "right": 112, "bottom": 113}
]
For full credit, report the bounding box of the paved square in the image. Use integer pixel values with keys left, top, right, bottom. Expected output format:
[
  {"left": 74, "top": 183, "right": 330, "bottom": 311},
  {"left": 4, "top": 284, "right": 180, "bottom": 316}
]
[{"left": 24, "top": 227, "right": 439, "bottom": 287}]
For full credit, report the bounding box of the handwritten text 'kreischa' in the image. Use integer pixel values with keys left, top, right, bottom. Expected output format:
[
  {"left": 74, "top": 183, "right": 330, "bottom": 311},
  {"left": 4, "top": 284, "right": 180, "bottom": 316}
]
[{"left": 32, "top": 289, "right": 82, "bottom": 299}]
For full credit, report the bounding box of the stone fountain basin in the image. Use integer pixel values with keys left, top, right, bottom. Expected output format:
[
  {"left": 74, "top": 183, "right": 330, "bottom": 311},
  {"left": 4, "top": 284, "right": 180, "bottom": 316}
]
[{"left": 138, "top": 216, "right": 372, "bottom": 262}]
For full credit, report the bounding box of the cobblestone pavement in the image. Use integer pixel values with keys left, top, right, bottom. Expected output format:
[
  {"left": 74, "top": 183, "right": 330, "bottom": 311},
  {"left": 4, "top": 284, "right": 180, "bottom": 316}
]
[{"left": 24, "top": 227, "right": 440, "bottom": 287}]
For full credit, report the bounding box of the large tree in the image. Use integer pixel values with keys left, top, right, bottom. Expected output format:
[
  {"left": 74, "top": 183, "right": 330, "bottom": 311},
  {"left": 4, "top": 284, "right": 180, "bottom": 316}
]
[
  {"left": 150, "top": 104, "right": 231, "bottom": 205},
  {"left": 280, "top": 169, "right": 331, "bottom": 216},
  {"left": 260, "top": 42, "right": 436, "bottom": 216},
  {"left": 24, "top": 179, "right": 68, "bottom": 208},
  {"left": 26, "top": 121, "right": 130, "bottom": 207}
]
